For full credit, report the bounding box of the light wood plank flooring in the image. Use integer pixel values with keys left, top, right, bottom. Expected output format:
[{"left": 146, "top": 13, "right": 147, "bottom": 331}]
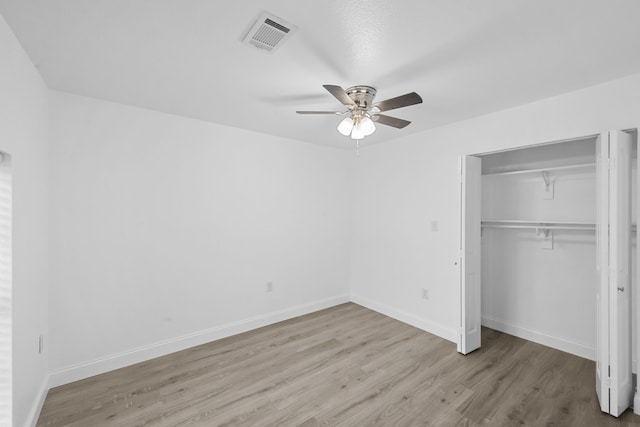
[{"left": 37, "top": 303, "right": 640, "bottom": 426}]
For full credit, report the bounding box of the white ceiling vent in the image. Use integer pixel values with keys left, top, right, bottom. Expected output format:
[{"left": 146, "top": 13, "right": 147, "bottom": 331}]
[{"left": 243, "top": 12, "right": 297, "bottom": 53}]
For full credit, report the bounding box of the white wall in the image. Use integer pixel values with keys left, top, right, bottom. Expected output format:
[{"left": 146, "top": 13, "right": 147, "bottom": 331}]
[
  {"left": 350, "top": 73, "right": 640, "bottom": 344},
  {"left": 0, "top": 13, "right": 50, "bottom": 427},
  {"left": 48, "top": 92, "right": 351, "bottom": 385}
]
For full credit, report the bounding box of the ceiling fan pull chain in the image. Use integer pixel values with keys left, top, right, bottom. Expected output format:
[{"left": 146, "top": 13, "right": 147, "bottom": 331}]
[{"left": 356, "top": 140, "right": 360, "bottom": 156}]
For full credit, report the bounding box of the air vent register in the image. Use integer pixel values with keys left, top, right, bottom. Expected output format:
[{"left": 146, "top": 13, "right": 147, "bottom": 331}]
[{"left": 243, "top": 12, "right": 297, "bottom": 53}]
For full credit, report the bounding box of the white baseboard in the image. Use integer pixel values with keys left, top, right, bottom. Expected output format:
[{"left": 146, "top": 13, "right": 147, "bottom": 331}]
[
  {"left": 49, "top": 294, "right": 350, "bottom": 388},
  {"left": 25, "top": 375, "right": 49, "bottom": 427},
  {"left": 350, "top": 294, "right": 457, "bottom": 343},
  {"left": 481, "top": 315, "right": 595, "bottom": 361}
]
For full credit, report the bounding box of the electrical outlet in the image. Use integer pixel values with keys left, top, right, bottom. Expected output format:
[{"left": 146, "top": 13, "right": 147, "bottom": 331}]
[
  {"left": 266, "top": 281, "right": 273, "bottom": 293},
  {"left": 38, "top": 334, "right": 44, "bottom": 355},
  {"left": 430, "top": 220, "right": 439, "bottom": 232},
  {"left": 422, "top": 288, "right": 429, "bottom": 300}
]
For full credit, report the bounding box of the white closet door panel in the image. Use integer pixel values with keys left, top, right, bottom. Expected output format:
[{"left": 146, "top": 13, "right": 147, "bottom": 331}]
[
  {"left": 609, "top": 130, "right": 633, "bottom": 416},
  {"left": 595, "top": 130, "right": 633, "bottom": 417},
  {"left": 459, "top": 155, "right": 482, "bottom": 355},
  {"left": 596, "top": 132, "right": 610, "bottom": 412}
]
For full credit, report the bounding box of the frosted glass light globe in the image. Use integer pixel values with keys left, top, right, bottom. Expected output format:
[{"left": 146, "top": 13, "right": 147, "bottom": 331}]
[
  {"left": 360, "top": 117, "right": 376, "bottom": 136},
  {"left": 351, "top": 123, "right": 365, "bottom": 140},
  {"left": 337, "top": 117, "right": 354, "bottom": 136}
]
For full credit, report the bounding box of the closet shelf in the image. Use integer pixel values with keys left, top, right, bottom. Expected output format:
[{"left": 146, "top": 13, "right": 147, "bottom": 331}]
[{"left": 483, "top": 162, "right": 596, "bottom": 177}]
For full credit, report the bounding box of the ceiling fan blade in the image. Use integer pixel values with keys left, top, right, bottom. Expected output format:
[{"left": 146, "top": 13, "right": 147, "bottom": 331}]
[
  {"left": 323, "top": 85, "right": 356, "bottom": 107},
  {"left": 372, "top": 114, "right": 411, "bottom": 129},
  {"left": 296, "top": 111, "right": 343, "bottom": 115},
  {"left": 374, "top": 92, "right": 423, "bottom": 112}
]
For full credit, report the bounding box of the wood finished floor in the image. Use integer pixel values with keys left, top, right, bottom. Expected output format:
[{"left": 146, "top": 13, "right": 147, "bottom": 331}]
[{"left": 38, "top": 303, "right": 640, "bottom": 426}]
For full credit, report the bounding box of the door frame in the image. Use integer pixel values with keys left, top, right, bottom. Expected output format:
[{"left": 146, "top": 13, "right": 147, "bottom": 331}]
[{"left": 0, "top": 152, "right": 11, "bottom": 427}]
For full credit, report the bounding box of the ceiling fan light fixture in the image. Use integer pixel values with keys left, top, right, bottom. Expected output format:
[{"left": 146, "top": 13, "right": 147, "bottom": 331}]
[{"left": 337, "top": 117, "right": 354, "bottom": 136}]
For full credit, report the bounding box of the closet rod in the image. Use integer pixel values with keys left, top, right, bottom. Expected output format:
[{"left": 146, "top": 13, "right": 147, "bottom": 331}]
[
  {"left": 482, "top": 220, "right": 595, "bottom": 227},
  {"left": 484, "top": 162, "right": 596, "bottom": 177},
  {"left": 481, "top": 224, "right": 595, "bottom": 231},
  {"left": 481, "top": 221, "right": 637, "bottom": 232}
]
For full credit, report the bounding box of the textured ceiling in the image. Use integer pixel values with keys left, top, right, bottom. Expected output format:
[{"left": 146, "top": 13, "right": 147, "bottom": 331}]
[{"left": 2, "top": 1, "right": 640, "bottom": 149}]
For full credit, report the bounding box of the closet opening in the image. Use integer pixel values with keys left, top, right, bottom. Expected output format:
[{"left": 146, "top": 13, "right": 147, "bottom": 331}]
[
  {"left": 481, "top": 135, "right": 600, "bottom": 360},
  {"left": 459, "top": 130, "right": 638, "bottom": 417}
]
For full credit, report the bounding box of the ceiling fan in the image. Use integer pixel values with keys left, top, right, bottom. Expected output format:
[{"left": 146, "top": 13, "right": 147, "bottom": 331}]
[{"left": 296, "top": 85, "right": 423, "bottom": 143}]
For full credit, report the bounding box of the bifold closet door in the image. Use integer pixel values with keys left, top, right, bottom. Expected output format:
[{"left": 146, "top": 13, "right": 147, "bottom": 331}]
[
  {"left": 596, "top": 130, "right": 633, "bottom": 417},
  {"left": 458, "top": 155, "right": 481, "bottom": 355}
]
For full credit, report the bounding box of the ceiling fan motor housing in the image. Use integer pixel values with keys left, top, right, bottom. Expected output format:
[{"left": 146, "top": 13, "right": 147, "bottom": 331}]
[{"left": 345, "top": 86, "right": 377, "bottom": 109}]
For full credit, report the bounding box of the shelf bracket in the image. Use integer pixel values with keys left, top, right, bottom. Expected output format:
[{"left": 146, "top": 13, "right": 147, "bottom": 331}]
[
  {"left": 535, "top": 226, "right": 554, "bottom": 250},
  {"left": 541, "top": 171, "right": 554, "bottom": 200}
]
